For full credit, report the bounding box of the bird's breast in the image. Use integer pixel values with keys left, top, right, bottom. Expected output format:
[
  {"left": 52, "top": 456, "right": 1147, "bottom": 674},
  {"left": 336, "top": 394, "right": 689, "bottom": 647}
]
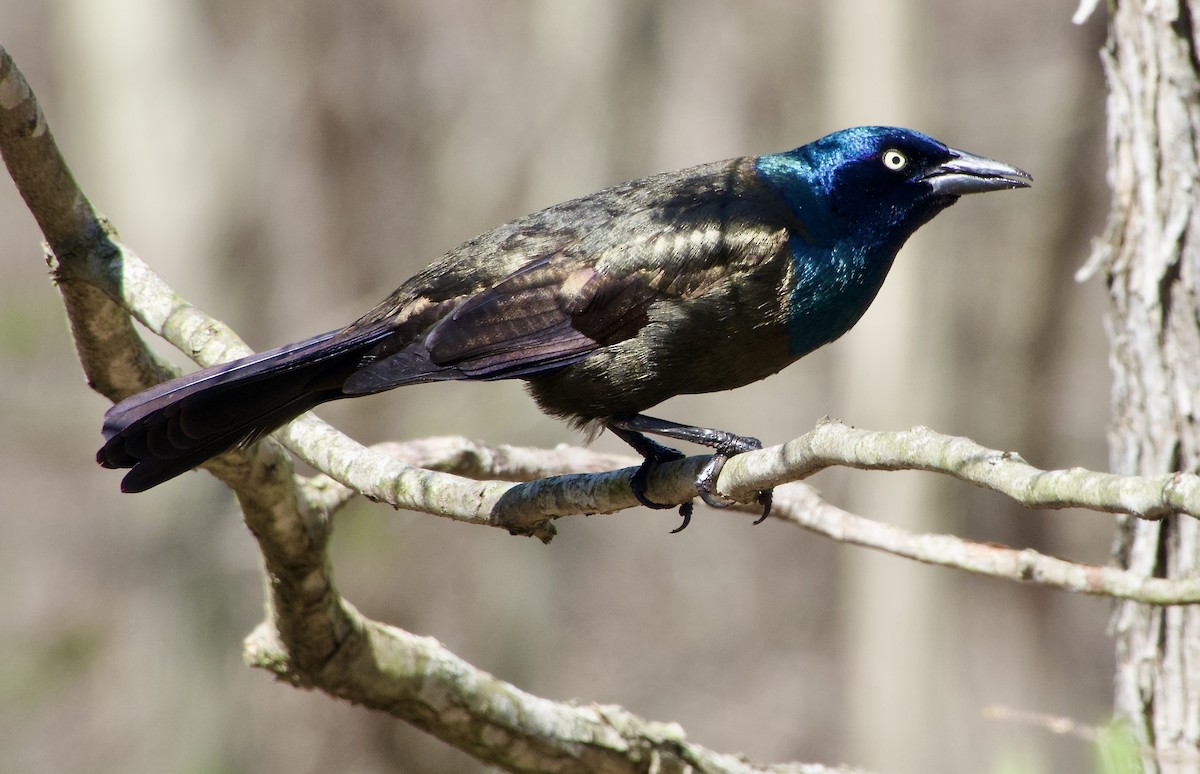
[{"left": 783, "top": 238, "right": 897, "bottom": 358}]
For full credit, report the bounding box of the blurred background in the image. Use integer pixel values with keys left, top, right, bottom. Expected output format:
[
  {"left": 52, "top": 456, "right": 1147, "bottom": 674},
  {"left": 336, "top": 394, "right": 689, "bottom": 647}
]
[{"left": 0, "top": 1, "right": 1113, "bottom": 772}]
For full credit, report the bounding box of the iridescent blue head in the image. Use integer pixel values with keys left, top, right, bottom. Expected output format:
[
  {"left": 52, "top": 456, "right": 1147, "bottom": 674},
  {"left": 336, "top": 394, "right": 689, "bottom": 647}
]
[
  {"left": 755, "top": 126, "right": 1031, "bottom": 248},
  {"left": 754, "top": 127, "right": 1030, "bottom": 356}
]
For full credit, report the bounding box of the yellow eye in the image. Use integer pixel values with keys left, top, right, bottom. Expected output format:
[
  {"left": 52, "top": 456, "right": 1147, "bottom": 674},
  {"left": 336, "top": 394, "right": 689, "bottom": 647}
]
[{"left": 882, "top": 149, "right": 908, "bottom": 171}]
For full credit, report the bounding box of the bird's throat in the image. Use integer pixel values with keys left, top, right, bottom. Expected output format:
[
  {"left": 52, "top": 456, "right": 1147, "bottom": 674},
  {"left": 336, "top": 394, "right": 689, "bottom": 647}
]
[{"left": 784, "top": 235, "right": 898, "bottom": 357}]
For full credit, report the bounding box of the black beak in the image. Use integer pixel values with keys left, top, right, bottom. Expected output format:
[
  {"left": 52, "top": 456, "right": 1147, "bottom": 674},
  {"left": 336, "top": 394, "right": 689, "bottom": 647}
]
[{"left": 922, "top": 148, "right": 1032, "bottom": 196}]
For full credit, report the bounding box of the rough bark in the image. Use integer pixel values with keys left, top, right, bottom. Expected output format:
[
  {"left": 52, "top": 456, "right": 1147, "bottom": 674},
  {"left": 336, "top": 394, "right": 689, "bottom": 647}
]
[{"left": 1102, "top": 2, "right": 1200, "bottom": 771}]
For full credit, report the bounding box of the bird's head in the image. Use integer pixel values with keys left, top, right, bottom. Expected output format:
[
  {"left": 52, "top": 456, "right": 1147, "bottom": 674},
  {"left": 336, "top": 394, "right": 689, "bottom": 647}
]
[{"left": 756, "top": 126, "right": 1031, "bottom": 247}]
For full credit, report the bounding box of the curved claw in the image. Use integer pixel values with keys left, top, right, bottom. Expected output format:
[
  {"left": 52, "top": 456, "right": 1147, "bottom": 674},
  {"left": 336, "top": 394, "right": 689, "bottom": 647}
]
[
  {"left": 669, "top": 501, "right": 694, "bottom": 533},
  {"left": 751, "top": 489, "right": 773, "bottom": 524},
  {"left": 699, "top": 490, "right": 736, "bottom": 509},
  {"left": 693, "top": 450, "right": 773, "bottom": 525}
]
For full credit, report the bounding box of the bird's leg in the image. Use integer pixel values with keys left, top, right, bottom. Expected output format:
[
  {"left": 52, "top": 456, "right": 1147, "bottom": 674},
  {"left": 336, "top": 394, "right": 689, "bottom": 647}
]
[
  {"left": 609, "top": 414, "right": 773, "bottom": 525},
  {"left": 606, "top": 424, "right": 695, "bottom": 532}
]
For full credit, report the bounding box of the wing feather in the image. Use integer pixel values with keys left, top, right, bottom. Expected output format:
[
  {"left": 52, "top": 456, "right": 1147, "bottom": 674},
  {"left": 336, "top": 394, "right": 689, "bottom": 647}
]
[{"left": 343, "top": 160, "right": 795, "bottom": 393}]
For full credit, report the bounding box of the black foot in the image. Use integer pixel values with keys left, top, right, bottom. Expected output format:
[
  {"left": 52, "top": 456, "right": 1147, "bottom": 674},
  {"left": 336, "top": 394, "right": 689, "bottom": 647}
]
[
  {"left": 692, "top": 436, "right": 773, "bottom": 525},
  {"left": 609, "top": 424, "right": 695, "bottom": 531},
  {"left": 609, "top": 414, "right": 773, "bottom": 528},
  {"left": 627, "top": 442, "right": 685, "bottom": 510}
]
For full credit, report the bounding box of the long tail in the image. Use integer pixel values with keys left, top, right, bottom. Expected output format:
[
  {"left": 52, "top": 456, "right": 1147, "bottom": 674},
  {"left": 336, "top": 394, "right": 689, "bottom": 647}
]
[{"left": 97, "top": 326, "right": 394, "bottom": 493}]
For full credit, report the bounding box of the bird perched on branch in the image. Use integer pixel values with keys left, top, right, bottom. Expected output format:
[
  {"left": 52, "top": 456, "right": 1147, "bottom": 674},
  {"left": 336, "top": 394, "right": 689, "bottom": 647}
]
[{"left": 97, "top": 126, "right": 1029, "bottom": 529}]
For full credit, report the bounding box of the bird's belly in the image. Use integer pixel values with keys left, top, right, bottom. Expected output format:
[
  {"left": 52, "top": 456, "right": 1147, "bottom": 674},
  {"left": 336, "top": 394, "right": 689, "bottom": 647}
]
[{"left": 525, "top": 321, "right": 793, "bottom": 423}]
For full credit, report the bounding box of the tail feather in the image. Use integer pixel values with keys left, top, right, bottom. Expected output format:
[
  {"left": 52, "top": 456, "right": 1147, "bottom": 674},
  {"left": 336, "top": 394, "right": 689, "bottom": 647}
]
[{"left": 98, "top": 326, "right": 393, "bottom": 492}]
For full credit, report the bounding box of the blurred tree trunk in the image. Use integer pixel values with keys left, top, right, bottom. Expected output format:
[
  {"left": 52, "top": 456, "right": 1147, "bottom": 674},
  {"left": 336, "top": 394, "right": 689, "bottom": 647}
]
[
  {"left": 825, "top": 1, "right": 944, "bottom": 772},
  {"left": 1103, "top": 2, "right": 1200, "bottom": 771}
]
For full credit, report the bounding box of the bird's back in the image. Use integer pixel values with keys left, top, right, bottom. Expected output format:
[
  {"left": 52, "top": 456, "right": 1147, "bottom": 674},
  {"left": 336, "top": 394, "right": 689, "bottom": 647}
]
[{"left": 338, "top": 156, "right": 803, "bottom": 416}]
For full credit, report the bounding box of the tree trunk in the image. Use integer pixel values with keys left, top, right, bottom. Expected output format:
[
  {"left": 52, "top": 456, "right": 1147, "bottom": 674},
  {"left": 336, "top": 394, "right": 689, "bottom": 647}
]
[
  {"left": 1103, "top": 3, "right": 1200, "bottom": 771},
  {"left": 824, "top": 1, "right": 945, "bottom": 772}
]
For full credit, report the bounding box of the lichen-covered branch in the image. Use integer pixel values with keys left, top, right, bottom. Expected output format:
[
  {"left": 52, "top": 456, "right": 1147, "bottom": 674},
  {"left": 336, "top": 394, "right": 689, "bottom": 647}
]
[
  {"left": 718, "top": 420, "right": 1197, "bottom": 521},
  {"left": 767, "top": 478, "right": 1200, "bottom": 604},
  {"left": 294, "top": 434, "right": 1200, "bottom": 604},
  {"left": 284, "top": 409, "right": 1200, "bottom": 544},
  {"left": 243, "top": 609, "right": 869, "bottom": 774}
]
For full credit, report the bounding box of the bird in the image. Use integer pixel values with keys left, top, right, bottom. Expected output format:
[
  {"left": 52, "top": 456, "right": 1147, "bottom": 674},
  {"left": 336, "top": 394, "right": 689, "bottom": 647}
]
[{"left": 97, "top": 126, "right": 1030, "bottom": 529}]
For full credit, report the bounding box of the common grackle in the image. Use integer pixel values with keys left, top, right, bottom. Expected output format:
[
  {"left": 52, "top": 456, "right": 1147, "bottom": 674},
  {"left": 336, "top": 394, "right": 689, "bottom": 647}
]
[{"left": 97, "top": 126, "right": 1029, "bottom": 528}]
